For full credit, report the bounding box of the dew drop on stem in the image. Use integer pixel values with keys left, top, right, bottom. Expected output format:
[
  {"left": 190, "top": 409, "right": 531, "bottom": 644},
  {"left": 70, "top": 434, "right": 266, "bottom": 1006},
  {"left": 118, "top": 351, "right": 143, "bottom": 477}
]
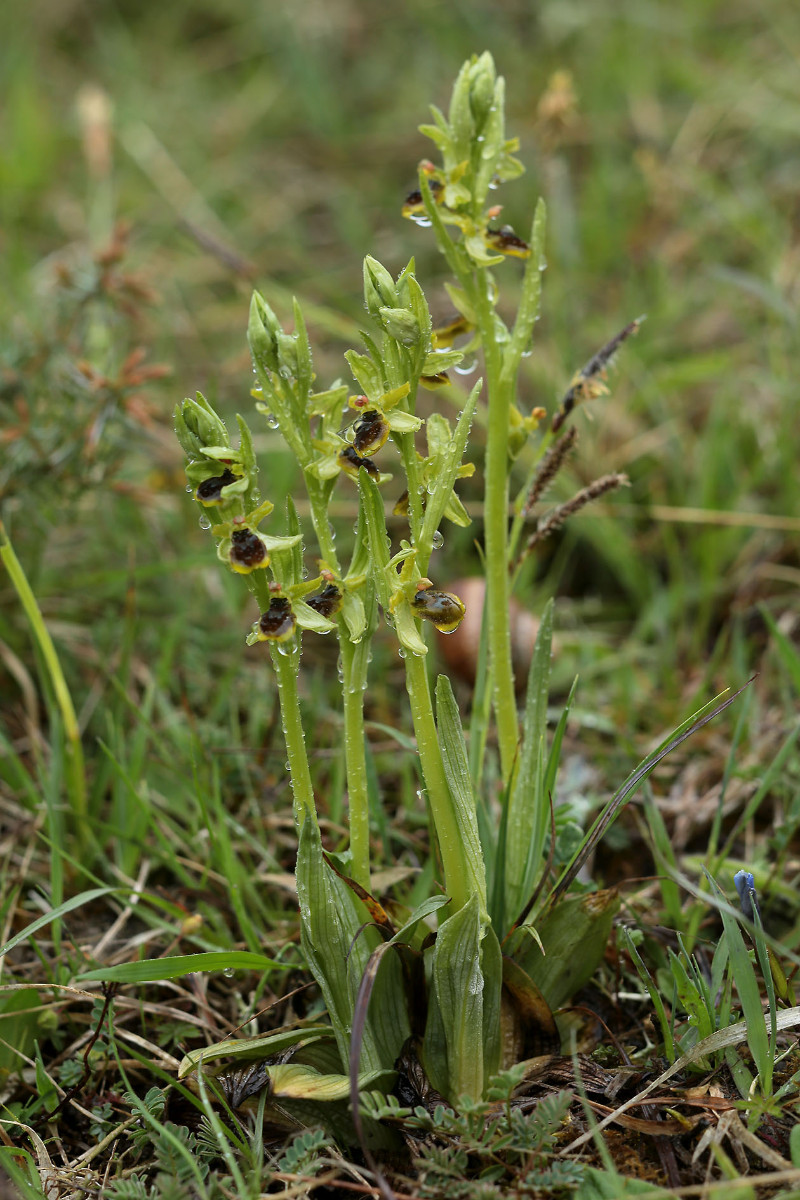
[
  {"left": 432, "top": 530, "right": 444, "bottom": 549},
  {"left": 199, "top": 516, "right": 212, "bottom": 530}
]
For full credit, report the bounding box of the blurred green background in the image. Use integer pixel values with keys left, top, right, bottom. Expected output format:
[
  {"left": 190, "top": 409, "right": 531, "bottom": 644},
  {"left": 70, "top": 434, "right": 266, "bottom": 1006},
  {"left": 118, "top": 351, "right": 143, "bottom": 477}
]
[{"left": 2, "top": 0, "right": 799, "bottom": 736}]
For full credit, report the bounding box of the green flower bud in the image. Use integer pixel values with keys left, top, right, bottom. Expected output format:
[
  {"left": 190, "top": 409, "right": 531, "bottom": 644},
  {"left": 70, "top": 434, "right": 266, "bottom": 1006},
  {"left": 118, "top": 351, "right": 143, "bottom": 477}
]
[
  {"left": 248, "top": 291, "right": 281, "bottom": 374},
  {"left": 174, "top": 403, "right": 204, "bottom": 457},
  {"left": 185, "top": 398, "right": 226, "bottom": 451},
  {"left": 276, "top": 331, "right": 299, "bottom": 379},
  {"left": 363, "top": 255, "right": 397, "bottom": 315},
  {"left": 182, "top": 395, "right": 229, "bottom": 449},
  {"left": 379, "top": 306, "right": 421, "bottom": 347},
  {"left": 468, "top": 52, "right": 498, "bottom": 130}
]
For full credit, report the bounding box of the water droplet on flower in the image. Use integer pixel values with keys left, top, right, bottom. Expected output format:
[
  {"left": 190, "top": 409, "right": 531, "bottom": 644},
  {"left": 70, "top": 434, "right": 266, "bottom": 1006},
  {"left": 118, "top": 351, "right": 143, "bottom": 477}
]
[
  {"left": 432, "top": 530, "right": 444, "bottom": 549},
  {"left": 223, "top": 967, "right": 235, "bottom": 978},
  {"left": 277, "top": 640, "right": 293, "bottom": 656},
  {"left": 411, "top": 215, "right": 432, "bottom": 228},
  {"left": 198, "top": 516, "right": 212, "bottom": 530},
  {"left": 538, "top": 252, "right": 548, "bottom": 271},
  {"left": 266, "top": 413, "right": 279, "bottom": 429},
  {"left": 398, "top": 647, "right": 407, "bottom": 658},
  {"left": 185, "top": 483, "right": 194, "bottom": 492},
  {"left": 284, "top": 761, "right": 291, "bottom": 771},
  {"left": 521, "top": 348, "right": 533, "bottom": 358}
]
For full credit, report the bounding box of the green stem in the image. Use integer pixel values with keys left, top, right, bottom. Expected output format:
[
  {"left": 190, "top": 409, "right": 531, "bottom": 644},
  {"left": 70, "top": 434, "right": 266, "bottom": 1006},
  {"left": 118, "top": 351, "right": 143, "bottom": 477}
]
[
  {"left": 339, "top": 636, "right": 371, "bottom": 888},
  {"left": 303, "top": 472, "right": 340, "bottom": 572},
  {"left": 404, "top": 651, "right": 470, "bottom": 910},
  {"left": 474, "top": 274, "right": 518, "bottom": 784},
  {"left": 0, "top": 522, "right": 88, "bottom": 845},
  {"left": 270, "top": 643, "right": 317, "bottom": 828},
  {"left": 303, "top": 468, "right": 374, "bottom": 887}
]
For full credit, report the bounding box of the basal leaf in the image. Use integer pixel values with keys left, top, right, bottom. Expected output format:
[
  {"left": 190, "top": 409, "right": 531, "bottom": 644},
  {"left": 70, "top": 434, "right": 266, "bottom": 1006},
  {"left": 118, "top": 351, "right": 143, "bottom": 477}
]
[
  {"left": 435, "top": 675, "right": 487, "bottom": 911},
  {"left": 425, "top": 893, "right": 501, "bottom": 1102},
  {"left": 513, "top": 889, "right": 620, "bottom": 1011},
  {"left": 79, "top": 951, "right": 284, "bottom": 983}
]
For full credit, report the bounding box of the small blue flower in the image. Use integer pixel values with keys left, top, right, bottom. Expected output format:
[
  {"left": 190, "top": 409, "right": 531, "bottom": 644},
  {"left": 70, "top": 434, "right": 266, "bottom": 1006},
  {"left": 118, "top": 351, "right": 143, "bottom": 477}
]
[{"left": 733, "top": 869, "right": 760, "bottom": 923}]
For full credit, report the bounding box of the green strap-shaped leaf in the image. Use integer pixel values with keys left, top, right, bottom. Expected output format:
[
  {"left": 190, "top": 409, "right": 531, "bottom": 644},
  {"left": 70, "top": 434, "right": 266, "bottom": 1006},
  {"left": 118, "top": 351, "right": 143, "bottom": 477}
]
[
  {"left": 79, "top": 951, "right": 285, "bottom": 984},
  {"left": 426, "top": 893, "right": 502, "bottom": 1102},
  {"left": 178, "top": 1026, "right": 332, "bottom": 1078},
  {"left": 269, "top": 1062, "right": 393, "bottom": 1101},
  {"left": 435, "top": 675, "right": 487, "bottom": 912},
  {"left": 512, "top": 888, "right": 620, "bottom": 1011},
  {"left": 296, "top": 819, "right": 409, "bottom": 1075}
]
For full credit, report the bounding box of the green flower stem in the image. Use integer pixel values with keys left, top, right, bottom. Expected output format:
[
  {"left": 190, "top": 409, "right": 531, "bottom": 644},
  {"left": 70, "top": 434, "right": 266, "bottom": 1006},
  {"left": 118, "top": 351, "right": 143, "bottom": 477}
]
[
  {"left": 474, "top": 273, "right": 518, "bottom": 785},
  {"left": 302, "top": 472, "right": 339, "bottom": 571},
  {"left": 0, "top": 522, "right": 88, "bottom": 845},
  {"left": 403, "top": 651, "right": 470, "bottom": 911},
  {"left": 270, "top": 643, "right": 317, "bottom": 828},
  {"left": 302, "top": 469, "right": 374, "bottom": 889},
  {"left": 339, "top": 636, "right": 371, "bottom": 889}
]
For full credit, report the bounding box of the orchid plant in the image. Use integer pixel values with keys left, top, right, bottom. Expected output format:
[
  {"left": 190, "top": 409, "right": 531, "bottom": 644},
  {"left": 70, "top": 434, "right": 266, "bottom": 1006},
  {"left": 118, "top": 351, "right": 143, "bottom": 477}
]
[{"left": 175, "top": 54, "right": 646, "bottom": 1126}]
